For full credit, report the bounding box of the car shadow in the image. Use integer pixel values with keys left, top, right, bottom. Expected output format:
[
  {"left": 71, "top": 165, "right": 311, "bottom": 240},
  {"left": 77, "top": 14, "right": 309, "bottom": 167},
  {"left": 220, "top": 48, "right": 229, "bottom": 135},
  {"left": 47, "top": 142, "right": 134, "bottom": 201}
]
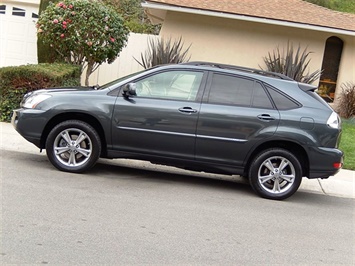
[
  {"left": 91, "top": 158, "right": 254, "bottom": 196},
  {"left": 2, "top": 149, "right": 251, "bottom": 195},
  {"left": 3, "top": 150, "right": 353, "bottom": 204},
  {"left": 88, "top": 159, "right": 355, "bottom": 204}
]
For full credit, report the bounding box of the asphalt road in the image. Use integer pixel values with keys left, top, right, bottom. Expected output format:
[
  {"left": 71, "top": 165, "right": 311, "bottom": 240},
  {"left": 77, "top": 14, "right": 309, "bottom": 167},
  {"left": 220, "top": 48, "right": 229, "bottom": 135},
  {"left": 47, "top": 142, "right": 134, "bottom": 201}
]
[{"left": 1, "top": 150, "right": 354, "bottom": 265}]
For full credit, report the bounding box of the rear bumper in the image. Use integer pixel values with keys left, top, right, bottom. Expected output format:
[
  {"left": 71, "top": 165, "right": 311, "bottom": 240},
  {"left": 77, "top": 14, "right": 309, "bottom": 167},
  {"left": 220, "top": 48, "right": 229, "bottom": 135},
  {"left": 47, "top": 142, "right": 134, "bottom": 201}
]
[
  {"left": 308, "top": 146, "right": 344, "bottom": 179},
  {"left": 12, "top": 108, "right": 47, "bottom": 148}
]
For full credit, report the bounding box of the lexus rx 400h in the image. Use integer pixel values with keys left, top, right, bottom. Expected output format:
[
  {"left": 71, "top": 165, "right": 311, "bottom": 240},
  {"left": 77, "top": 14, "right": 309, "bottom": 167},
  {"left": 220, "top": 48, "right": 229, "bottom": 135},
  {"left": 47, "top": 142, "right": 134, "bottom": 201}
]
[{"left": 12, "top": 62, "right": 343, "bottom": 200}]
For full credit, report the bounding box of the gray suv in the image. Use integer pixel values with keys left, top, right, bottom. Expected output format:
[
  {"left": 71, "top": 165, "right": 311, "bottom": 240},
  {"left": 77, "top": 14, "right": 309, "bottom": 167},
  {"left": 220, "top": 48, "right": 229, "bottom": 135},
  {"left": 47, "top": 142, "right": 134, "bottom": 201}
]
[{"left": 12, "top": 62, "right": 343, "bottom": 200}]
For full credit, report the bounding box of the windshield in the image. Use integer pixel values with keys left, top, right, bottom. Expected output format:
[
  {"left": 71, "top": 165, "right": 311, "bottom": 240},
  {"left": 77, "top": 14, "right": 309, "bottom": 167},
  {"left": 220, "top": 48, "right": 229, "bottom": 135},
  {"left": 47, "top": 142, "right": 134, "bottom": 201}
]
[{"left": 98, "top": 69, "right": 146, "bottom": 90}]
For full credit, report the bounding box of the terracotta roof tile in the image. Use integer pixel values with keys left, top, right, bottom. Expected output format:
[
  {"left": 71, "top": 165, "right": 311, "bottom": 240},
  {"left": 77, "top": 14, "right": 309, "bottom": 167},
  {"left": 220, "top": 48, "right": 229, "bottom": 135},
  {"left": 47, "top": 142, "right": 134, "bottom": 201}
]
[{"left": 148, "top": 0, "right": 355, "bottom": 32}]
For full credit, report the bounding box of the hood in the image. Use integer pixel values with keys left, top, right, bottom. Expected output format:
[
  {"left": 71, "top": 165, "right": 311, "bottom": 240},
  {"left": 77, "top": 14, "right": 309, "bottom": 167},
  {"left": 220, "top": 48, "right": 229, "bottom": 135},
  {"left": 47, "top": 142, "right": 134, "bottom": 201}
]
[
  {"left": 20, "top": 86, "right": 97, "bottom": 108},
  {"left": 23, "top": 86, "right": 95, "bottom": 99},
  {"left": 32, "top": 86, "right": 93, "bottom": 94}
]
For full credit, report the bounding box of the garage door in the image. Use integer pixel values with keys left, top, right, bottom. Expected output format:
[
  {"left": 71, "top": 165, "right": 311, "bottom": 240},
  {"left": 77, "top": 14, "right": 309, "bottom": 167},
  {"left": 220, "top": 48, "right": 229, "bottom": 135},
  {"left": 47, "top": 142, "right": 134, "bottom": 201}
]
[{"left": 0, "top": 3, "right": 39, "bottom": 67}]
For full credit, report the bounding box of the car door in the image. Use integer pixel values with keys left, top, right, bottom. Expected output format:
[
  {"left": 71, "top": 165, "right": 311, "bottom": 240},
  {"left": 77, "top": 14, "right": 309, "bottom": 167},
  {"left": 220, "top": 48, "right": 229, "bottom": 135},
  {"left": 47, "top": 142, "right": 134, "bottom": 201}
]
[
  {"left": 195, "top": 72, "right": 280, "bottom": 167},
  {"left": 111, "top": 69, "right": 206, "bottom": 159}
]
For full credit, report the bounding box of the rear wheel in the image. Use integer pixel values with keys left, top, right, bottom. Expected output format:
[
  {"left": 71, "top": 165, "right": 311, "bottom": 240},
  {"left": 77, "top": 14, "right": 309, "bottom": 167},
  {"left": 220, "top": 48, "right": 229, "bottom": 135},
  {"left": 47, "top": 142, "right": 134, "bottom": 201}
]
[
  {"left": 45, "top": 120, "right": 101, "bottom": 173},
  {"left": 249, "top": 148, "right": 302, "bottom": 200}
]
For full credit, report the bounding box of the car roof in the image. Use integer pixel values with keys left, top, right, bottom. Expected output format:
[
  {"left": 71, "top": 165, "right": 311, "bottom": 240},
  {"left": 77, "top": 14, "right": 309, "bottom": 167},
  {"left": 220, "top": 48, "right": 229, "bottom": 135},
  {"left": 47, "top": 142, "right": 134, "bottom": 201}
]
[
  {"left": 180, "top": 61, "right": 294, "bottom": 81},
  {"left": 132, "top": 63, "right": 316, "bottom": 94}
]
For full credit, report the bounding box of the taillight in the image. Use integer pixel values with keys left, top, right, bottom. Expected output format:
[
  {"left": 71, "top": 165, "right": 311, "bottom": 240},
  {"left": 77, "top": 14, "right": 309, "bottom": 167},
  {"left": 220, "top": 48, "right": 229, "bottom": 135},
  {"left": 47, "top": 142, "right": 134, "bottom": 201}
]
[
  {"left": 333, "top": 162, "right": 343, "bottom": 169},
  {"left": 327, "top": 111, "right": 340, "bottom": 129}
]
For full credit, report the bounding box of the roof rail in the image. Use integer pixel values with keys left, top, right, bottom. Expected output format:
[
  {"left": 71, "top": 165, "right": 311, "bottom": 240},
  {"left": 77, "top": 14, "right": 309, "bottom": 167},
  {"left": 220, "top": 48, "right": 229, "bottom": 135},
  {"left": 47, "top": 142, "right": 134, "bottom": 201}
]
[{"left": 182, "top": 61, "right": 294, "bottom": 81}]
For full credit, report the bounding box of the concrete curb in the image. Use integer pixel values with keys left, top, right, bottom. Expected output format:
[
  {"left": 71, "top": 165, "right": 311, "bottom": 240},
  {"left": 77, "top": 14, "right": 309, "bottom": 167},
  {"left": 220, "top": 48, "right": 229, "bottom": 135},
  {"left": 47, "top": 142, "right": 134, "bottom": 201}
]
[{"left": 1, "top": 122, "right": 354, "bottom": 199}]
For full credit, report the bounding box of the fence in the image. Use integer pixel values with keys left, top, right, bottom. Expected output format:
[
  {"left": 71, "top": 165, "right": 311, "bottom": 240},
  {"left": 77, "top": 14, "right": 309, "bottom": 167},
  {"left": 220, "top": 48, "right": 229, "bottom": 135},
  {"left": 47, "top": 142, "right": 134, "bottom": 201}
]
[{"left": 81, "top": 33, "right": 157, "bottom": 86}]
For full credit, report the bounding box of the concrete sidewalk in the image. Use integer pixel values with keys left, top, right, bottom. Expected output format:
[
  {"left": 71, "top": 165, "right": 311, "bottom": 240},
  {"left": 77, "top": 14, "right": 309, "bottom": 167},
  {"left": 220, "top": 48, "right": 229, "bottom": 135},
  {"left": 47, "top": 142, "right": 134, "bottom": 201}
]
[{"left": 1, "top": 122, "right": 354, "bottom": 199}]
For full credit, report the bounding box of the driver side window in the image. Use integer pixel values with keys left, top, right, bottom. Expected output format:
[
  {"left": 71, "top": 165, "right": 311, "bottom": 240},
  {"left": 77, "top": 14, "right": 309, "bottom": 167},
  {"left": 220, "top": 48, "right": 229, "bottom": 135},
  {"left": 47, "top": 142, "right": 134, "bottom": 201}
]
[{"left": 135, "top": 70, "right": 204, "bottom": 101}]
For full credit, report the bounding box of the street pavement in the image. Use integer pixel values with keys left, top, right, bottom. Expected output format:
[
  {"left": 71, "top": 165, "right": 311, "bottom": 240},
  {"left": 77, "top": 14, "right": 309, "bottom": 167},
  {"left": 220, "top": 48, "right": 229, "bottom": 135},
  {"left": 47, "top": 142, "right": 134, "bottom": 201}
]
[{"left": 1, "top": 122, "right": 354, "bottom": 199}]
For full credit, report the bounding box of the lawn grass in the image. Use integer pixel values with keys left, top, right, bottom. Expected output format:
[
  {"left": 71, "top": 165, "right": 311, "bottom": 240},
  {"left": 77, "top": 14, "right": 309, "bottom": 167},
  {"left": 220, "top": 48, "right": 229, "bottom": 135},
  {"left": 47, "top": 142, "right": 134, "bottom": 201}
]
[{"left": 339, "top": 119, "right": 355, "bottom": 170}]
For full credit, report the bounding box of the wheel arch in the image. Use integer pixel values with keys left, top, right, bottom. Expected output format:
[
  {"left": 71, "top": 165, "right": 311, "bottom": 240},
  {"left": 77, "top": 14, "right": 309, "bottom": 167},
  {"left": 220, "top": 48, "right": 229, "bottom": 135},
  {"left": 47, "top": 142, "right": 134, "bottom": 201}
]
[
  {"left": 40, "top": 112, "right": 108, "bottom": 157},
  {"left": 244, "top": 140, "right": 309, "bottom": 178}
]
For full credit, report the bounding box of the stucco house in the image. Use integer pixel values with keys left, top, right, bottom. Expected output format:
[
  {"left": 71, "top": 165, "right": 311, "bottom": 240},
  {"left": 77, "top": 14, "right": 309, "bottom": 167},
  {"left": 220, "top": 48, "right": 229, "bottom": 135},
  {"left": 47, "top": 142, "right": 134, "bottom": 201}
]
[
  {"left": 142, "top": 0, "right": 355, "bottom": 103},
  {"left": 2, "top": 0, "right": 354, "bottom": 99},
  {"left": 0, "top": 0, "right": 40, "bottom": 67}
]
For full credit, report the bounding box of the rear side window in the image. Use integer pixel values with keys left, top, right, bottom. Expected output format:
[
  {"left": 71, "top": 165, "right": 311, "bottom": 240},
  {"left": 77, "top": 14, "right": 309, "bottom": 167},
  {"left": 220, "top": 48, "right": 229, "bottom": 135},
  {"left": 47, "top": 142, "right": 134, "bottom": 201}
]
[
  {"left": 266, "top": 85, "right": 300, "bottom": 110},
  {"left": 208, "top": 74, "right": 273, "bottom": 108},
  {"left": 252, "top": 82, "right": 273, "bottom": 109}
]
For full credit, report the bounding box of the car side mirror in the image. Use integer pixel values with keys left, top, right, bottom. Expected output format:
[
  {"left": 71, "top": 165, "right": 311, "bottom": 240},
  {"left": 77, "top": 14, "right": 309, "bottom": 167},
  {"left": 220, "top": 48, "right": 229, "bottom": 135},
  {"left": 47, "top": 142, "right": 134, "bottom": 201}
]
[{"left": 122, "top": 83, "right": 137, "bottom": 98}]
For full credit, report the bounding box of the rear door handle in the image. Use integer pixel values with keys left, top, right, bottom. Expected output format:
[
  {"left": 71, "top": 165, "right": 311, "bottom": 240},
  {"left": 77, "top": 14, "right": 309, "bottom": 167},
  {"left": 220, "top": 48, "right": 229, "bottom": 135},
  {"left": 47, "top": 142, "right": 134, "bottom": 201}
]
[
  {"left": 178, "top": 107, "right": 198, "bottom": 114},
  {"left": 257, "top": 114, "right": 275, "bottom": 121}
]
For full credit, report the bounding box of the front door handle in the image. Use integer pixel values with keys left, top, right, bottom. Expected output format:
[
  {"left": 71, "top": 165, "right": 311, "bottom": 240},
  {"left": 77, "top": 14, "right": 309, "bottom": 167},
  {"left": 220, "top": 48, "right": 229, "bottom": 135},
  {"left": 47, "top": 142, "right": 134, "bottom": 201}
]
[
  {"left": 178, "top": 107, "right": 198, "bottom": 114},
  {"left": 257, "top": 114, "right": 275, "bottom": 121}
]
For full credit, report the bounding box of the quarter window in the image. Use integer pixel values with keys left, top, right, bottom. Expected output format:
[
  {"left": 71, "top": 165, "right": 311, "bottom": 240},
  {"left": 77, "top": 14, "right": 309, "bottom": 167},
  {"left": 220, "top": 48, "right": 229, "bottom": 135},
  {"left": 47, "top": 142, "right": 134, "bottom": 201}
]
[
  {"left": 266, "top": 86, "right": 300, "bottom": 110},
  {"left": 134, "top": 71, "right": 204, "bottom": 101},
  {"left": 208, "top": 74, "right": 273, "bottom": 108}
]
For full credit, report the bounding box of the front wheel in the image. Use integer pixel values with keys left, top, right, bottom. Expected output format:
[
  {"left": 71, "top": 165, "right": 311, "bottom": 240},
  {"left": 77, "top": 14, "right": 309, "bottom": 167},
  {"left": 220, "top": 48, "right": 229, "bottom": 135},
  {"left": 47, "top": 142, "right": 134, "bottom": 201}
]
[
  {"left": 249, "top": 148, "right": 302, "bottom": 200},
  {"left": 45, "top": 120, "right": 101, "bottom": 173}
]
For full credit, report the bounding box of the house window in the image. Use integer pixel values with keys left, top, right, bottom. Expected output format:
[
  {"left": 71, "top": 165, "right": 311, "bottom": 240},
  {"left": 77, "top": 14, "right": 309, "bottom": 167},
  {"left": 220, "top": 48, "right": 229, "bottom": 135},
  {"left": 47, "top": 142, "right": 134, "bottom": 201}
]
[
  {"left": 319, "top": 36, "right": 344, "bottom": 102},
  {"left": 32, "top": 13, "right": 39, "bottom": 19},
  {"left": 12, "top": 7, "right": 25, "bottom": 17},
  {"left": 0, "top": 5, "right": 6, "bottom": 14}
]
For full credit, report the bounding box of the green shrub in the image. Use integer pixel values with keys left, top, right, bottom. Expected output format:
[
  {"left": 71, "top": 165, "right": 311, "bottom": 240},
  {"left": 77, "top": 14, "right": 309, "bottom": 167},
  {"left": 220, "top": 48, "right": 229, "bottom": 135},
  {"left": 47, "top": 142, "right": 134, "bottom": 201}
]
[
  {"left": 305, "top": 0, "right": 355, "bottom": 14},
  {"left": 134, "top": 36, "right": 191, "bottom": 69},
  {"left": 261, "top": 42, "right": 322, "bottom": 84},
  {"left": 336, "top": 82, "right": 355, "bottom": 119},
  {"left": 0, "top": 63, "right": 80, "bottom": 122}
]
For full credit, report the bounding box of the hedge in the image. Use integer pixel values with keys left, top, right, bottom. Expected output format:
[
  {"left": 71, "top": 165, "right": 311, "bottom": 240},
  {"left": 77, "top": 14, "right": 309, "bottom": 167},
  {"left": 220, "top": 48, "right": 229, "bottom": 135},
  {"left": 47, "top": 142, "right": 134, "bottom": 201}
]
[{"left": 0, "top": 63, "right": 81, "bottom": 122}]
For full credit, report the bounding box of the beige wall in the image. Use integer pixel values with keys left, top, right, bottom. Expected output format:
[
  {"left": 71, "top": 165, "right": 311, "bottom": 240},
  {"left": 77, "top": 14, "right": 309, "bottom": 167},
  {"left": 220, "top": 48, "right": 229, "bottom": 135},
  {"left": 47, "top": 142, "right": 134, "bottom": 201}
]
[
  {"left": 337, "top": 35, "right": 355, "bottom": 96},
  {"left": 82, "top": 33, "right": 158, "bottom": 85},
  {"left": 159, "top": 11, "right": 355, "bottom": 100}
]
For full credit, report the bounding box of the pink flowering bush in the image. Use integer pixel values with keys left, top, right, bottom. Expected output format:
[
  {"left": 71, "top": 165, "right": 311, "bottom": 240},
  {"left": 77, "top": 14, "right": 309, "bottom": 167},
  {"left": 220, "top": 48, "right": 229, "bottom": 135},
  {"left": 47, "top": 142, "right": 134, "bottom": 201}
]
[{"left": 37, "top": 0, "right": 129, "bottom": 85}]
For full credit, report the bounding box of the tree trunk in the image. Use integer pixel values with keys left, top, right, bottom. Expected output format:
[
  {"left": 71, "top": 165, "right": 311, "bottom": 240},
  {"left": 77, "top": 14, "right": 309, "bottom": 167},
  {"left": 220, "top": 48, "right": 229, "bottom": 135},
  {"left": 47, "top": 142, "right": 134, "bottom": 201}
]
[{"left": 85, "top": 62, "right": 94, "bottom": 86}]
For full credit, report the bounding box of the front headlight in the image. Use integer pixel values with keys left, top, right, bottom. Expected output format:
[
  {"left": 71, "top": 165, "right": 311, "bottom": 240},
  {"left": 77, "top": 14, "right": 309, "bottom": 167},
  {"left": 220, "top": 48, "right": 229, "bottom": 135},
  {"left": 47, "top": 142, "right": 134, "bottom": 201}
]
[{"left": 22, "top": 94, "right": 52, "bottom": 109}]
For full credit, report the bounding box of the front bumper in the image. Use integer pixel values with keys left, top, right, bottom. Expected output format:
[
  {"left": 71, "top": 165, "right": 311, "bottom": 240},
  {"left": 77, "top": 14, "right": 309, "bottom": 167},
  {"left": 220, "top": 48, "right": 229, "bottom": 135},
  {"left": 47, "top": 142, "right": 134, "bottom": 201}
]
[{"left": 12, "top": 108, "right": 48, "bottom": 149}]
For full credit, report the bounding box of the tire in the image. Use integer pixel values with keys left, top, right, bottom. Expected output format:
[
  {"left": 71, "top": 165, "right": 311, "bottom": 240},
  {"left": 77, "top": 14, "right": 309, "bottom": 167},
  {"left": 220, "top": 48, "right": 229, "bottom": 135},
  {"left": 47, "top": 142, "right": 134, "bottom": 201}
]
[
  {"left": 45, "top": 120, "right": 101, "bottom": 173},
  {"left": 249, "top": 148, "right": 302, "bottom": 200}
]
